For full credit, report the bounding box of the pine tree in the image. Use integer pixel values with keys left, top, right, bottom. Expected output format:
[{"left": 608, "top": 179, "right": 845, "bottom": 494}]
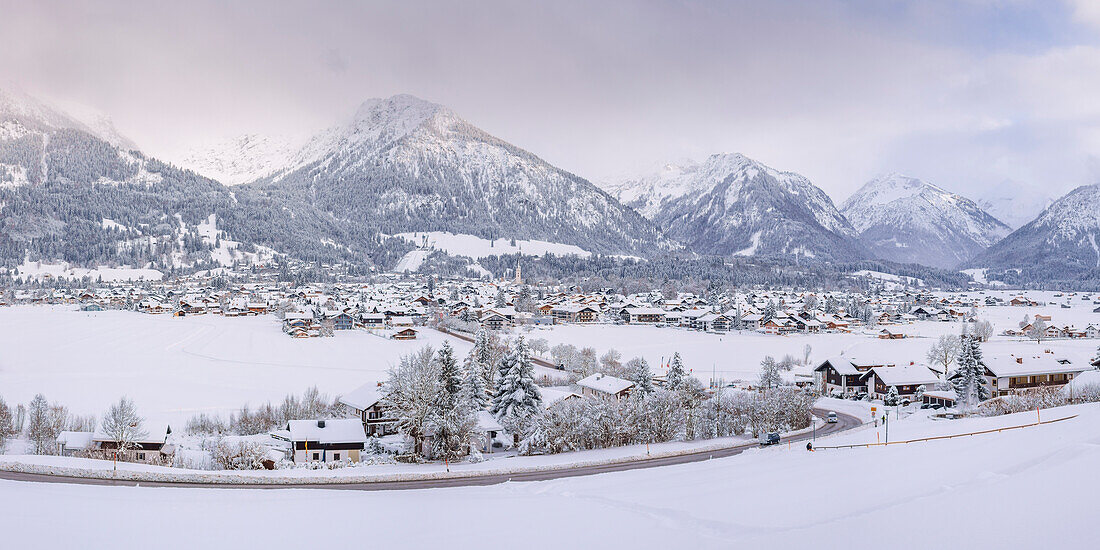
[
  {"left": 884, "top": 386, "right": 899, "bottom": 406},
  {"left": 762, "top": 300, "right": 777, "bottom": 323},
  {"left": 666, "top": 352, "right": 686, "bottom": 391},
  {"left": 630, "top": 358, "right": 655, "bottom": 395},
  {"left": 460, "top": 358, "right": 490, "bottom": 411},
  {"left": 437, "top": 341, "right": 461, "bottom": 408},
  {"left": 491, "top": 337, "right": 542, "bottom": 442},
  {"left": 952, "top": 336, "right": 990, "bottom": 409}
]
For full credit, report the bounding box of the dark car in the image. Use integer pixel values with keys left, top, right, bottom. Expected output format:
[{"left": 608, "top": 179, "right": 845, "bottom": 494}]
[{"left": 760, "top": 432, "right": 780, "bottom": 446}]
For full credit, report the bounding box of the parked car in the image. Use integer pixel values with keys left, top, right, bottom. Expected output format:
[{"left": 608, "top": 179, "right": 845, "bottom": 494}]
[
  {"left": 760, "top": 432, "right": 780, "bottom": 446},
  {"left": 826, "top": 411, "right": 838, "bottom": 423}
]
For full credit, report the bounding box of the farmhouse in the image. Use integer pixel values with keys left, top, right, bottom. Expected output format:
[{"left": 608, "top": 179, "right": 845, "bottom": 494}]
[
  {"left": 860, "top": 364, "right": 941, "bottom": 400},
  {"left": 620, "top": 307, "right": 666, "bottom": 324},
  {"left": 280, "top": 419, "right": 367, "bottom": 464},
  {"left": 979, "top": 354, "right": 1091, "bottom": 397},
  {"left": 577, "top": 373, "right": 635, "bottom": 399},
  {"left": 340, "top": 382, "right": 398, "bottom": 436},
  {"left": 92, "top": 422, "right": 173, "bottom": 464}
]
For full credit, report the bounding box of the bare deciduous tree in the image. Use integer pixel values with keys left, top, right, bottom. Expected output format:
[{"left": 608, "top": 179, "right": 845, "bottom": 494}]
[{"left": 100, "top": 397, "right": 147, "bottom": 460}]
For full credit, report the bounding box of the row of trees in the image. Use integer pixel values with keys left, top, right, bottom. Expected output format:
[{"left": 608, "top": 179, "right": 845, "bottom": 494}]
[
  {"left": 383, "top": 332, "right": 816, "bottom": 458},
  {"left": 185, "top": 387, "right": 344, "bottom": 436},
  {"left": 0, "top": 394, "right": 144, "bottom": 458}
]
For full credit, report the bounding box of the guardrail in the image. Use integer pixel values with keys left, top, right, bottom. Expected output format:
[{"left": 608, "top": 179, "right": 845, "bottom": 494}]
[{"left": 812, "top": 414, "right": 1077, "bottom": 450}]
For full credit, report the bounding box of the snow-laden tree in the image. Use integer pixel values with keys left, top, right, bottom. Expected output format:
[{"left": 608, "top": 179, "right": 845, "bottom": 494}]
[
  {"left": 383, "top": 346, "right": 444, "bottom": 454},
  {"left": 100, "top": 397, "right": 147, "bottom": 459},
  {"left": 0, "top": 397, "right": 15, "bottom": 452},
  {"left": 1026, "top": 318, "right": 1048, "bottom": 343},
  {"left": 467, "top": 327, "right": 496, "bottom": 387},
  {"left": 952, "top": 336, "right": 990, "bottom": 410},
  {"left": 762, "top": 300, "right": 777, "bottom": 323},
  {"left": 758, "top": 356, "right": 782, "bottom": 389},
  {"left": 802, "top": 344, "right": 813, "bottom": 366},
  {"left": 914, "top": 385, "right": 926, "bottom": 402},
  {"left": 459, "top": 358, "right": 490, "bottom": 411},
  {"left": 491, "top": 337, "right": 542, "bottom": 442},
  {"left": 666, "top": 352, "right": 687, "bottom": 391},
  {"left": 926, "top": 334, "right": 962, "bottom": 379},
  {"left": 437, "top": 341, "right": 461, "bottom": 408},
  {"left": 627, "top": 357, "right": 655, "bottom": 395},
  {"left": 972, "top": 319, "right": 994, "bottom": 342},
  {"left": 884, "top": 386, "right": 899, "bottom": 406},
  {"left": 427, "top": 405, "right": 477, "bottom": 460}
]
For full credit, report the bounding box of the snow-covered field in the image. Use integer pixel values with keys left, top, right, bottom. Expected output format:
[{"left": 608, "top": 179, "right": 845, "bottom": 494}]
[
  {"left": 395, "top": 231, "right": 593, "bottom": 259},
  {"left": 0, "top": 306, "right": 473, "bottom": 424},
  {"left": 1, "top": 401, "right": 1097, "bottom": 548},
  {"left": 0, "top": 290, "right": 1096, "bottom": 424}
]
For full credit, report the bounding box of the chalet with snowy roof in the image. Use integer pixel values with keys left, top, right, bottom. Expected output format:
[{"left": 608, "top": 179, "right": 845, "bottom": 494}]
[
  {"left": 878, "top": 328, "right": 906, "bottom": 339},
  {"left": 551, "top": 304, "right": 599, "bottom": 323},
  {"left": 971, "top": 354, "right": 1092, "bottom": 397},
  {"left": 577, "top": 373, "right": 635, "bottom": 399},
  {"left": 695, "top": 313, "right": 731, "bottom": 333},
  {"left": 92, "top": 422, "right": 173, "bottom": 464},
  {"left": 278, "top": 419, "right": 368, "bottom": 463},
  {"left": 859, "top": 364, "right": 941, "bottom": 400},
  {"left": 340, "top": 382, "right": 398, "bottom": 436},
  {"left": 814, "top": 356, "right": 895, "bottom": 396},
  {"left": 619, "top": 307, "right": 666, "bottom": 324}
]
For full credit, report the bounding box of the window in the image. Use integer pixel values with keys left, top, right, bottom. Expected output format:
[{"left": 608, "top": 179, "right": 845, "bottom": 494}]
[
  {"left": 137, "top": 453, "right": 145, "bottom": 460},
  {"left": 312, "top": 452, "right": 320, "bottom": 461},
  {"left": 333, "top": 453, "right": 340, "bottom": 461}
]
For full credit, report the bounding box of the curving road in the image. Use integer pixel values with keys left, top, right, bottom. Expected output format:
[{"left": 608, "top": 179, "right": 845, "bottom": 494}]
[{"left": 0, "top": 408, "right": 862, "bottom": 491}]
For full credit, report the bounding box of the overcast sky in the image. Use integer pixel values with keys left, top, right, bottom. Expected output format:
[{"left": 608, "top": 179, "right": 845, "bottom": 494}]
[{"left": 2, "top": 0, "right": 1100, "bottom": 202}]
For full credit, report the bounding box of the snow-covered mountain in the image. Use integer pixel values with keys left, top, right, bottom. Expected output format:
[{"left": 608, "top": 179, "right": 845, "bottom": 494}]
[
  {"left": 179, "top": 134, "right": 300, "bottom": 185},
  {"left": 247, "top": 94, "right": 668, "bottom": 256},
  {"left": 968, "top": 184, "right": 1100, "bottom": 278},
  {"left": 841, "top": 174, "right": 1011, "bottom": 268},
  {"left": 605, "top": 153, "right": 864, "bottom": 261},
  {"left": 976, "top": 181, "right": 1055, "bottom": 230},
  {"left": 0, "top": 88, "right": 412, "bottom": 273}
]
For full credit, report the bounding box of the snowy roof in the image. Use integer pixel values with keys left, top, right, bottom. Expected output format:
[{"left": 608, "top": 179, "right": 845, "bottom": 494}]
[
  {"left": 286, "top": 418, "right": 367, "bottom": 444},
  {"left": 56, "top": 431, "right": 95, "bottom": 450},
  {"left": 1064, "top": 370, "right": 1100, "bottom": 396},
  {"left": 862, "top": 364, "right": 940, "bottom": 387},
  {"left": 623, "top": 307, "right": 666, "bottom": 315},
  {"left": 577, "top": 373, "right": 635, "bottom": 395},
  {"left": 984, "top": 355, "right": 1091, "bottom": 377},
  {"left": 340, "top": 382, "right": 385, "bottom": 411},
  {"left": 93, "top": 422, "right": 171, "bottom": 445},
  {"left": 476, "top": 410, "right": 504, "bottom": 432},
  {"left": 540, "top": 387, "right": 581, "bottom": 409},
  {"left": 816, "top": 357, "right": 860, "bottom": 376}
]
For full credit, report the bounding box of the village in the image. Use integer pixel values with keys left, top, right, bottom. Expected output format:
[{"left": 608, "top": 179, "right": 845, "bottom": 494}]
[{"left": 1, "top": 267, "right": 1098, "bottom": 474}]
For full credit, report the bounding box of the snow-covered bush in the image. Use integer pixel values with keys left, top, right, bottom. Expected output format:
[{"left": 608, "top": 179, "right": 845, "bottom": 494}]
[{"left": 211, "top": 439, "right": 270, "bottom": 470}]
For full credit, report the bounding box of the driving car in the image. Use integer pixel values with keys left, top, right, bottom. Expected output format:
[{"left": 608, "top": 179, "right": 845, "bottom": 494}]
[{"left": 826, "top": 411, "right": 838, "bottom": 423}]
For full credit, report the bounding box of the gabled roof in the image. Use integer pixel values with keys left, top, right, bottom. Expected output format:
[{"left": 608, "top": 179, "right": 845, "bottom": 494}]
[
  {"left": 860, "top": 364, "right": 940, "bottom": 387},
  {"left": 340, "top": 382, "right": 385, "bottom": 411},
  {"left": 577, "top": 373, "right": 635, "bottom": 394},
  {"left": 286, "top": 418, "right": 366, "bottom": 444}
]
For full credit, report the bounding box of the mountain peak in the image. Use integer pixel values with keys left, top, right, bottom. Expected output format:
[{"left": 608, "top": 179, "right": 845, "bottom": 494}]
[
  {"left": 349, "top": 94, "right": 454, "bottom": 135},
  {"left": 842, "top": 174, "right": 1010, "bottom": 268}
]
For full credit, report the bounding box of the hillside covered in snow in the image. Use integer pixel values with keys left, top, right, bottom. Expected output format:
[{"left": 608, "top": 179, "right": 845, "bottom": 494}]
[{"left": 968, "top": 183, "right": 1100, "bottom": 284}]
